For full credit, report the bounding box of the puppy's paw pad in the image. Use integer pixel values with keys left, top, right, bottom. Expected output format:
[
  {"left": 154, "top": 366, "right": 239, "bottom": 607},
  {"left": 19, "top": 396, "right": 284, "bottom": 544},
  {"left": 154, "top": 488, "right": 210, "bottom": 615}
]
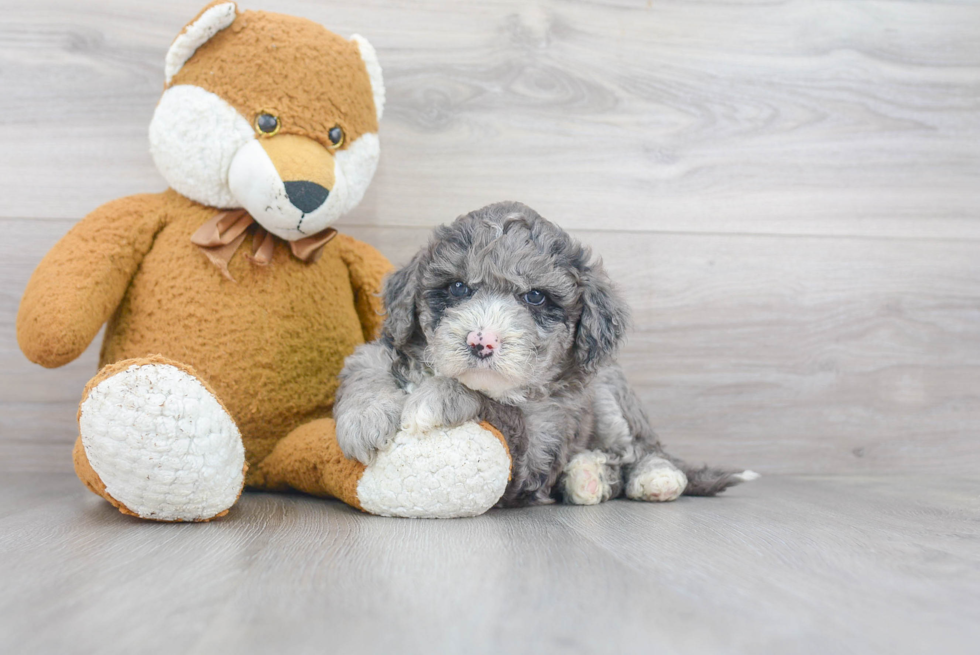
[
  {"left": 79, "top": 363, "right": 245, "bottom": 521},
  {"left": 627, "top": 464, "right": 687, "bottom": 502},
  {"left": 562, "top": 451, "right": 612, "bottom": 505}
]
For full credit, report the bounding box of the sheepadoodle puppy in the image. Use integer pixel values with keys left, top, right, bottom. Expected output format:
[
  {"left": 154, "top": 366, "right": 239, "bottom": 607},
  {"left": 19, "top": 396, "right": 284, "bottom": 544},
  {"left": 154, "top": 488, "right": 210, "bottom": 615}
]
[{"left": 335, "top": 201, "right": 757, "bottom": 506}]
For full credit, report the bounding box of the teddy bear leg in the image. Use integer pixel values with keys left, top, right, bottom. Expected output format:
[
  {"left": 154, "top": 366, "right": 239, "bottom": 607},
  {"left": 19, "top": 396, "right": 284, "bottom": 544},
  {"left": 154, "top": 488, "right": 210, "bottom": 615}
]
[
  {"left": 74, "top": 356, "right": 247, "bottom": 521},
  {"left": 251, "top": 418, "right": 367, "bottom": 509},
  {"left": 256, "top": 419, "right": 512, "bottom": 518}
]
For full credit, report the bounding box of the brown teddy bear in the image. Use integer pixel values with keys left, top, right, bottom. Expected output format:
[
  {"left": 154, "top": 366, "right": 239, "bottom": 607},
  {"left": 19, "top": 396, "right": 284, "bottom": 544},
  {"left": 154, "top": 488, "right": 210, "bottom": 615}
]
[{"left": 16, "top": 2, "right": 511, "bottom": 521}]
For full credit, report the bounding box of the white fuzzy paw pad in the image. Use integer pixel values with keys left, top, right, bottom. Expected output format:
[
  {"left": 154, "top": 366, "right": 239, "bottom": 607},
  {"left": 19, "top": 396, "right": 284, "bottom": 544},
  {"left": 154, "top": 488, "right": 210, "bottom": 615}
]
[
  {"left": 562, "top": 451, "right": 613, "bottom": 505},
  {"left": 79, "top": 363, "right": 245, "bottom": 521},
  {"left": 626, "top": 458, "right": 688, "bottom": 502},
  {"left": 356, "top": 422, "right": 510, "bottom": 519}
]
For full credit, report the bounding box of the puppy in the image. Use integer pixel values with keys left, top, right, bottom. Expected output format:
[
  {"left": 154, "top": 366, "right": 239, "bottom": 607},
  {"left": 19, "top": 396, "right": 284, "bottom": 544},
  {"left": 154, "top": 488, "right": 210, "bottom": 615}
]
[{"left": 335, "top": 201, "right": 757, "bottom": 506}]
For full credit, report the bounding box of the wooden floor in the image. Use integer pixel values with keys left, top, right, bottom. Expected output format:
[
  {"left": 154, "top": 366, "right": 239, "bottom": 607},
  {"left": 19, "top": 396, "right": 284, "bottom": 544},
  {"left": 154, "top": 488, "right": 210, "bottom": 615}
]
[{"left": 0, "top": 471, "right": 977, "bottom": 655}]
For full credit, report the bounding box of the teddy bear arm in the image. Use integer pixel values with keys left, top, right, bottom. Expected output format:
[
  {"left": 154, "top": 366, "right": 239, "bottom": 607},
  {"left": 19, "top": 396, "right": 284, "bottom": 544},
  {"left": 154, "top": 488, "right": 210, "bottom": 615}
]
[
  {"left": 334, "top": 233, "right": 394, "bottom": 342},
  {"left": 17, "top": 194, "right": 169, "bottom": 368}
]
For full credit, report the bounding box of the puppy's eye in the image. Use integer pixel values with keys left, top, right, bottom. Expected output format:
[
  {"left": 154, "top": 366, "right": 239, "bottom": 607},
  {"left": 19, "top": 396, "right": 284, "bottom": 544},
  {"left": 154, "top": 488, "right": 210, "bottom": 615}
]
[
  {"left": 255, "top": 112, "right": 280, "bottom": 136},
  {"left": 522, "top": 289, "right": 546, "bottom": 306},
  {"left": 328, "top": 126, "right": 345, "bottom": 147},
  {"left": 449, "top": 281, "right": 471, "bottom": 298}
]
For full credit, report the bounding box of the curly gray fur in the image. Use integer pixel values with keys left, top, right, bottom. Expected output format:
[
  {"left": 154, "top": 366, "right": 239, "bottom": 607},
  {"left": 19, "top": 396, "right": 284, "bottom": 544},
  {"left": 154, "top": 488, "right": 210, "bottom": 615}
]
[{"left": 335, "top": 201, "right": 754, "bottom": 505}]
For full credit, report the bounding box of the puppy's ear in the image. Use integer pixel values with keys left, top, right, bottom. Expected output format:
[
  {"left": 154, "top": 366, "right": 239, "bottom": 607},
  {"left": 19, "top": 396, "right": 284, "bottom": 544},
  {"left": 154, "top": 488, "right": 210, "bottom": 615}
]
[
  {"left": 574, "top": 267, "right": 630, "bottom": 375},
  {"left": 382, "top": 254, "right": 421, "bottom": 347}
]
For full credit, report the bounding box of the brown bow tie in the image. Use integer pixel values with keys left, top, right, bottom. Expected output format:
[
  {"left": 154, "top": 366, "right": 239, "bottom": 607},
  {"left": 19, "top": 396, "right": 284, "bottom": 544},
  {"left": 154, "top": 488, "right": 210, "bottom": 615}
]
[{"left": 191, "top": 209, "right": 337, "bottom": 282}]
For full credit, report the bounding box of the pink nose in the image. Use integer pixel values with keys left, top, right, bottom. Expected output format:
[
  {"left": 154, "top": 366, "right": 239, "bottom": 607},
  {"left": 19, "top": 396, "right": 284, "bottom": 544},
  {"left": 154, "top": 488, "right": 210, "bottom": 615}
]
[{"left": 466, "top": 330, "right": 500, "bottom": 358}]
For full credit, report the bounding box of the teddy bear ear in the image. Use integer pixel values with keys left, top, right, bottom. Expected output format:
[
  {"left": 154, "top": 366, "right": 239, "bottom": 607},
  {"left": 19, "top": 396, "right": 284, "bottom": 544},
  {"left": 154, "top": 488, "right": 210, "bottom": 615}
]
[
  {"left": 164, "top": 2, "right": 239, "bottom": 85},
  {"left": 350, "top": 34, "right": 386, "bottom": 122}
]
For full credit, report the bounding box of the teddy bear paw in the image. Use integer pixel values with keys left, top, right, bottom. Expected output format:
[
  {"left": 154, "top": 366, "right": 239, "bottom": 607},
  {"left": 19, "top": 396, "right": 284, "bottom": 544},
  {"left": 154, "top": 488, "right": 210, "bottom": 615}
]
[
  {"left": 355, "top": 421, "right": 510, "bottom": 518},
  {"left": 78, "top": 361, "right": 246, "bottom": 521}
]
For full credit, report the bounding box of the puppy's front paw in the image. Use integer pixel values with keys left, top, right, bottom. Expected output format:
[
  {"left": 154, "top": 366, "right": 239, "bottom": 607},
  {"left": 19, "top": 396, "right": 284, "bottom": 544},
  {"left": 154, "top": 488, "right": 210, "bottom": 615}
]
[
  {"left": 399, "top": 377, "right": 482, "bottom": 436},
  {"left": 399, "top": 395, "right": 444, "bottom": 435},
  {"left": 336, "top": 404, "right": 400, "bottom": 465}
]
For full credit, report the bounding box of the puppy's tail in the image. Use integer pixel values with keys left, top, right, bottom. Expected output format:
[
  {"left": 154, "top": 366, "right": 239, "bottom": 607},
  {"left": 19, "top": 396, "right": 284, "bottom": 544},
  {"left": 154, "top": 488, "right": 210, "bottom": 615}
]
[{"left": 672, "top": 458, "right": 760, "bottom": 496}]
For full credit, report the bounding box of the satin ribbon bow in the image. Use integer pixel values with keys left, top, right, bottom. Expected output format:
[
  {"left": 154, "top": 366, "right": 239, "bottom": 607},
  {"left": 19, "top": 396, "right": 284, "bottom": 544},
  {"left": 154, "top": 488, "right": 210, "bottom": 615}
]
[{"left": 190, "top": 209, "right": 337, "bottom": 282}]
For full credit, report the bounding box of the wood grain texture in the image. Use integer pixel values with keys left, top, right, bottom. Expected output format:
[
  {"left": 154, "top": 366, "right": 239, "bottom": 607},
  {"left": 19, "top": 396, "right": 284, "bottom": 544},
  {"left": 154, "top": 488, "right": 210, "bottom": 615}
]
[
  {"left": 0, "top": 473, "right": 978, "bottom": 654},
  {"left": 0, "top": 0, "right": 979, "bottom": 237}
]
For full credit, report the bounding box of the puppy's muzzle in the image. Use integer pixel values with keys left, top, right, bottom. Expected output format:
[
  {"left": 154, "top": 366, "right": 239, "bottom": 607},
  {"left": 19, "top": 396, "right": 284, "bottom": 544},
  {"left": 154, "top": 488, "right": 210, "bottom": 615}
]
[{"left": 466, "top": 329, "right": 499, "bottom": 359}]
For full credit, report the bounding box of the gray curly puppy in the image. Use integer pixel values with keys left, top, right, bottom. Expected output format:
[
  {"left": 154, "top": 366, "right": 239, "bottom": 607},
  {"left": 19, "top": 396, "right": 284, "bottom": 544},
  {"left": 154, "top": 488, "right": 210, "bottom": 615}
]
[{"left": 335, "top": 201, "right": 757, "bottom": 506}]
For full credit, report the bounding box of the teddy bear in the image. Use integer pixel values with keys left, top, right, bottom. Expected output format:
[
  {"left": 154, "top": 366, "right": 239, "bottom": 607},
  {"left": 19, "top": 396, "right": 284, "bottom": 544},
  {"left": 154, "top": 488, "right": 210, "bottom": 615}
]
[{"left": 16, "top": 1, "right": 512, "bottom": 521}]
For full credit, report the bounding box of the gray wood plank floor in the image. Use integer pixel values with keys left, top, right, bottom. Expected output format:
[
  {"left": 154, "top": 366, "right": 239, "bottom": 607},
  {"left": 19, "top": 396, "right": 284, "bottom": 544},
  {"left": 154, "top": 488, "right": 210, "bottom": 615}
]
[{"left": 1, "top": 472, "right": 977, "bottom": 655}]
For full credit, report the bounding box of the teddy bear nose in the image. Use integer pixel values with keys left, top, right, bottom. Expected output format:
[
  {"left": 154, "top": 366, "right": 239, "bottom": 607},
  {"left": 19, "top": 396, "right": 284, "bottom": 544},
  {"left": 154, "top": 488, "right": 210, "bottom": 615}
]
[
  {"left": 284, "top": 181, "right": 330, "bottom": 213},
  {"left": 466, "top": 330, "right": 500, "bottom": 358}
]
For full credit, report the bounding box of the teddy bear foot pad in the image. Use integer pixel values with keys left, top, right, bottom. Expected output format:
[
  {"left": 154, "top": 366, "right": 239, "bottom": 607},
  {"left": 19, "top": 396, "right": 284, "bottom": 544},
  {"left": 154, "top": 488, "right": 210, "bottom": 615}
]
[
  {"left": 357, "top": 422, "right": 511, "bottom": 519},
  {"left": 78, "top": 361, "right": 246, "bottom": 521}
]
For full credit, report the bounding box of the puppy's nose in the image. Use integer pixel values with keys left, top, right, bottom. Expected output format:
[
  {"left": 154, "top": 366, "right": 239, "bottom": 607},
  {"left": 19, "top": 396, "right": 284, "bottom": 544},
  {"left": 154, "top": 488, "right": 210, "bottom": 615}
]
[
  {"left": 284, "top": 181, "right": 330, "bottom": 213},
  {"left": 467, "top": 330, "right": 499, "bottom": 358}
]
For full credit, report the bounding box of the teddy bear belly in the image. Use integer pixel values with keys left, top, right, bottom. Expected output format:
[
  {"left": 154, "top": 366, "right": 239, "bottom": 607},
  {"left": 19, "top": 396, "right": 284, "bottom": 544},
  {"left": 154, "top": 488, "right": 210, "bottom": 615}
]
[{"left": 98, "top": 231, "right": 366, "bottom": 470}]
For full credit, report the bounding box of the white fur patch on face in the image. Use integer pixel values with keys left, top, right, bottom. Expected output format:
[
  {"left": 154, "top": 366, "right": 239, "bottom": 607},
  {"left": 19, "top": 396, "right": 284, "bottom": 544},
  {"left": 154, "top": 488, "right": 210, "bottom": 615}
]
[
  {"left": 165, "top": 2, "right": 238, "bottom": 84},
  {"left": 149, "top": 84, "right": 254, "bottom": 209},
  {"left": 430, "top": 295, "right": 537, "bottom": 399},
  {"left": 456, "top": 368, "right": 522, "bottom": 398},
  {"left": 227, "top": 133, "right": 380, "bottom": 240},
  {"left": 356, "top": 421, "right": 510, "bottom": 518},
  {"left": 351, "top": 34, "right": 385, "bottom": 121},
  {"left": 79, "top": 363, "right": 246, "bottom": 521}
]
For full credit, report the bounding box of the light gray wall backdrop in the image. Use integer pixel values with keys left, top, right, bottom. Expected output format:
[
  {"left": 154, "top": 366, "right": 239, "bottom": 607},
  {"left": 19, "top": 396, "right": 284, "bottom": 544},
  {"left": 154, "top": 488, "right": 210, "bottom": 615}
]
[{"left": 2, "top": 0, "right": 978, "bottom": 475}]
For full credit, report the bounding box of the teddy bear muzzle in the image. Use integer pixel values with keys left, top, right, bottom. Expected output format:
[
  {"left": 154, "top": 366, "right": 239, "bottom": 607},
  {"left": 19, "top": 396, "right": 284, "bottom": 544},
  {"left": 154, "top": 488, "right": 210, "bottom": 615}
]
[{"left": 228, "top": 133, "right": 342, "bottom": 241}]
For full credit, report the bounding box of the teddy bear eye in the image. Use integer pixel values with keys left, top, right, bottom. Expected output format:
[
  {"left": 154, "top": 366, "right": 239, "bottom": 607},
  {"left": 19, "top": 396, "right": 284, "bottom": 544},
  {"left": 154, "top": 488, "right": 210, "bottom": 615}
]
[
  {"left": 449, "top": 281, "right": 470, "bottom": 298},
  {"left": 255, "top": 113, "right": 280, "bottom": 136},
  {"left": 328, "top": 126, "right": 345, "bottom": 147},
  {"left": 522, "top": 289, "right": 546, "bottom": 306}
]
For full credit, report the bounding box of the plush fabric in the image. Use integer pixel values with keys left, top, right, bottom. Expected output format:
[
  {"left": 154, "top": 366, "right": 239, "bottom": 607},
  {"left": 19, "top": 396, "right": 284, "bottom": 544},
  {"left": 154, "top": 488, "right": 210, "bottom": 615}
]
[
  {"left": 256, "top": 419, "right": 511, "bottom": 518},
  {"left": 18, "top": 189, "right": 389, "bottom": 471},
  {"left": 170, "top": 7, "right": 379, "bottom": 151}
]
